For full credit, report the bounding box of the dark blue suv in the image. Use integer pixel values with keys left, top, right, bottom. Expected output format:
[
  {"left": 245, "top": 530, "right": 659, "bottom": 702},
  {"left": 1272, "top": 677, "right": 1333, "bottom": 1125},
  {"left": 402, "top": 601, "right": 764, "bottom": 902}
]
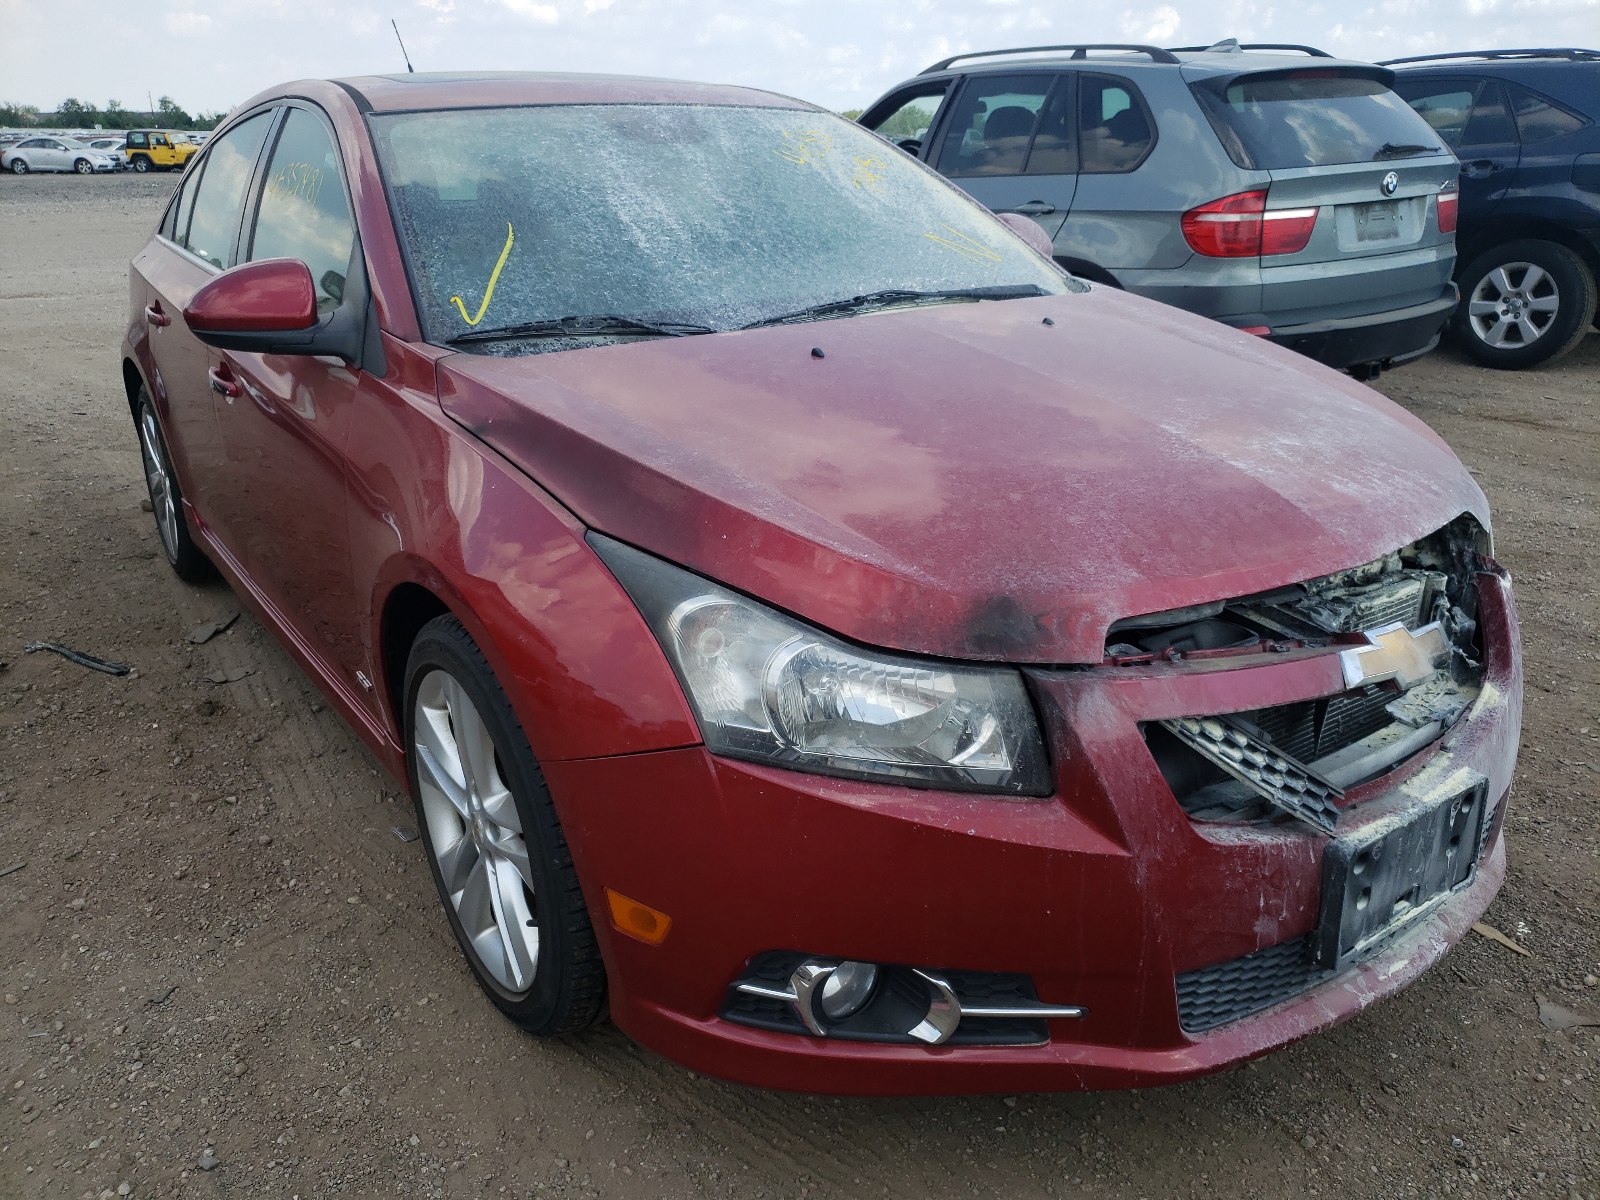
[{"left": 1386, "top": 49, "right": 1600, "bottom": 368}]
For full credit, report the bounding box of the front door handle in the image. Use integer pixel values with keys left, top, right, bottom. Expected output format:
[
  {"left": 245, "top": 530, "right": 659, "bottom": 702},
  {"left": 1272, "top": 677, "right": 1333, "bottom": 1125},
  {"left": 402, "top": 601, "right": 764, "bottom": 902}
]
[
  {"left": 144, "top": 302, "right": 171, "bottom": 328},
  {"left": 208, "top": 364, "right": 241, "bottom": 399},
  {"left": 1007, "top": 201, "right": 1057, "bottom": 216}
]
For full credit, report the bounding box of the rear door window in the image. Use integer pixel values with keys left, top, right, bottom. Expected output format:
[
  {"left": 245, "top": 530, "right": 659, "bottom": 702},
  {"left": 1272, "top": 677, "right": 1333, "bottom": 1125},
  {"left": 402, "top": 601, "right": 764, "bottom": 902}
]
[
  {"left": 1391, "top": 77, "right": 1479, "bottom": 148},
  {"left": 1460, "top": 81, "right": 1518, "bottom": 147},
  {"left": 1078, "top": 74, "right": 1154, "bottom": 173},
  {"left": 182, "top": 112, "right": 273, "bottom": 269},
  {"left": 247, "top": 108, "right": 356, "bottom": 312},
  {"left": 1025, "top": 77, "right": 1075, "bottom": 175},
  {"left": 935, "top": 74, "right": 1053, "bottom": 177},
  {"left": 1507, "top": 83, "right": 1588, "bottom": 142},
  {"left": 1192, "top": 70, "right": 1444, "bottom": 169}
]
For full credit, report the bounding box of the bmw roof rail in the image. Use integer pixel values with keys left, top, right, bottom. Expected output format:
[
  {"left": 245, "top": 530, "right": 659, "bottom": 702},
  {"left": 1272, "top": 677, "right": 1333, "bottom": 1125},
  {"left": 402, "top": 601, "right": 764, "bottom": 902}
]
[
  {"left": 920, "top": 44, "right": 1181, "bottom": 74},
  {"left": 1167, "top": 39, "right": 1333, "bottom": 57},
  {"left": 1379, "top": 48, "right": 1600, "bottom": 65}
]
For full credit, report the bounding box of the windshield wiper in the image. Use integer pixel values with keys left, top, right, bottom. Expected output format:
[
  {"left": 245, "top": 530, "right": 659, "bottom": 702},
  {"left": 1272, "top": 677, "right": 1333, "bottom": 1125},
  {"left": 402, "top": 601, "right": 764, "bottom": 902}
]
[
  {"left": 1372, "top": 142, "right": 1438, "bottom": 161},
  {"left": 448, "top": 314, "right": 715, "bottom": 345},
  {"left": 741, "top": 284, "right": 1047, "bottom": 330}
]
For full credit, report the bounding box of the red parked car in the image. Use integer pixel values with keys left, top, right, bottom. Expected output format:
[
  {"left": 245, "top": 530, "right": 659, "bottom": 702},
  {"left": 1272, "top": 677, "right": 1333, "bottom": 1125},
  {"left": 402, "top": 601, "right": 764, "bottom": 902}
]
[{"left": 122, "top": 71, "right": 1522, "bottom": 1095}]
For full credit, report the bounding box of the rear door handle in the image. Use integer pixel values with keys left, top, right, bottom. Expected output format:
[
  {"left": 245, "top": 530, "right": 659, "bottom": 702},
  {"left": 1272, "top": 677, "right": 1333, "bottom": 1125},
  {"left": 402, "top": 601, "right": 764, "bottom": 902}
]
[
  {"left": 1007, "top": 201, "right": 1057, "bottom": 216},
  {"left": 1462, "top": 160, "right": 1503, "bottom": 179},
  {"left": 208, "top": 365, "right": 241, "bottom": 399},
  {"left": 144, "top": 302, "right": 171, "bottom": 328}
]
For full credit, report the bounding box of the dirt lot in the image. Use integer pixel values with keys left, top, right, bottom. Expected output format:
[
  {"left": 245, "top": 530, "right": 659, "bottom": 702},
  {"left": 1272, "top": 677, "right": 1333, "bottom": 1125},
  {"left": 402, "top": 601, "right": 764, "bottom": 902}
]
[{"left": 0, "top": 172, "right": 1596, "bottom": 1200}]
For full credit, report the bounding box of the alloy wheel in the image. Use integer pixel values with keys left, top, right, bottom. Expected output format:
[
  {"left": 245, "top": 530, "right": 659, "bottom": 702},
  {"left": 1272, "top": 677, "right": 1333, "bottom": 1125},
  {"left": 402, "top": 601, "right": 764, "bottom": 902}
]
[
  {"left": 137, "top": 407, "right": 181, "bottom": 564},
  {"left": 10, "top": 159, "right": 26, "bottom": 175},
  {"left": 413, "top": 670, "right": 540, "bottom": 994},
  {"left": 75, "top": 158, "right": 92, "bottom": 174},
  {"left": 1467, "top": 262, "right": 1561, "bottom": 348}
]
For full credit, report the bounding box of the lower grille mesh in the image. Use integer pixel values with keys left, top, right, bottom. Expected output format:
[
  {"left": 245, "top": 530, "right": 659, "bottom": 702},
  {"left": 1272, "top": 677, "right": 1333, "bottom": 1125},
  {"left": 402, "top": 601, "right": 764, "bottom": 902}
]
[{"left": 1175, "top": 935, "right": 1332, "bottom": 1034}]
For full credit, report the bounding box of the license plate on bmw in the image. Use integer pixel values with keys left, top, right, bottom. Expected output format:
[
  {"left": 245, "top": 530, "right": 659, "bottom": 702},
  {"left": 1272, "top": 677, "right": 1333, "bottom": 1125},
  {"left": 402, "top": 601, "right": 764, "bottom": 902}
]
[
  {"left": 1314, "top": 773, "right": 1489, "bottom": 970},
  {"left": 1353, "top": 200, "right": 1401, "bottom": 241}
]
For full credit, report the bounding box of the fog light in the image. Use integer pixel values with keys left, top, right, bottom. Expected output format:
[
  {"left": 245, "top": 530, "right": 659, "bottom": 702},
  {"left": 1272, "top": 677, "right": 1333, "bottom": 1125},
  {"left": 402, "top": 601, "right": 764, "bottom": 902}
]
[{"left": 819, "top": 960, "right": 878, "bottom": 1020}]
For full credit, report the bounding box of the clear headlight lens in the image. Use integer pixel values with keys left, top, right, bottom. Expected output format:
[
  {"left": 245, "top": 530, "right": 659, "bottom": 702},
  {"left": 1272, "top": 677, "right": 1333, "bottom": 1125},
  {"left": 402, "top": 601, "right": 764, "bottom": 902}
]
[{"left": 591, "top": 534, "right": 1050, "bottom": 795}]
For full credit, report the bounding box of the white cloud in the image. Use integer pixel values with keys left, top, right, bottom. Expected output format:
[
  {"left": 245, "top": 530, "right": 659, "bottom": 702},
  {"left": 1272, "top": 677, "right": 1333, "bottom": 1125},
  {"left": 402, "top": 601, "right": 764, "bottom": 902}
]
[
  {"left": 163, "top": 10, "right": 212, "bottom": 35},
  {"left": 501, "top": 0, "right": 559, "bottom": 23},
  {"left": 9, "top": 0, "right": 1600, "bottom": 115}
]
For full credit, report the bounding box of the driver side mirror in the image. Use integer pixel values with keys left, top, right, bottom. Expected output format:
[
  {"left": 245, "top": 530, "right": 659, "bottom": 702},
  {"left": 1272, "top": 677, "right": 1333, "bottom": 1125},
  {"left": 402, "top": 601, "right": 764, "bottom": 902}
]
[{"left": 183, "top": 256, "right": 386, "bottom": 376}]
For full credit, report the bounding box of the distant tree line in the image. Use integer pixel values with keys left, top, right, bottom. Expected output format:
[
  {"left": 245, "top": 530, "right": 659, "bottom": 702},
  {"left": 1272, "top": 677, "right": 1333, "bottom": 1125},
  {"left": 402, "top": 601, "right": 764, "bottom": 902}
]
[{"left": 0, "top": 96, "right": 227, "bottom": 130}]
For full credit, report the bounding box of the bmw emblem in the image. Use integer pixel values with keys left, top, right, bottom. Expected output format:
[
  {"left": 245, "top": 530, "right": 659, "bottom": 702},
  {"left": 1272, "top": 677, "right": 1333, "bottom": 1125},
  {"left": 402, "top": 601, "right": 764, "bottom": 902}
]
[{"left": 1381, "top": 171, "right": 1400, "bottom": 196}]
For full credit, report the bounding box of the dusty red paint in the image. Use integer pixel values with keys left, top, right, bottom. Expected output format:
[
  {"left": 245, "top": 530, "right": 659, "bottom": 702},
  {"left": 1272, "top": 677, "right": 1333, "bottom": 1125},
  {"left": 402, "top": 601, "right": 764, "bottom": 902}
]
[{"left": 121, "top": 73, "right": 1522, "bottom": 1094}]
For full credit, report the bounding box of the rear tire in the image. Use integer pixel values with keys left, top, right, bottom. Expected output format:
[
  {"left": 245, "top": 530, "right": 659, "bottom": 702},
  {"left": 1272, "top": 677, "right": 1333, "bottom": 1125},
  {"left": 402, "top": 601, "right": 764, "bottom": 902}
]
[
  {"left": 135, "top": 389, "right": 213, "bottom": 583},
  {"left": 1453, "top": 239, "right": 1597, "bottom": 369},
  {"left": 9, "top": 158, "right": 27, "bottom": 175},
  {"left": 131, "top": 155, "right": 151, "bottom": 173},
  {"left": 404, "top": 615, "right": 607, "bottom": 1036}
]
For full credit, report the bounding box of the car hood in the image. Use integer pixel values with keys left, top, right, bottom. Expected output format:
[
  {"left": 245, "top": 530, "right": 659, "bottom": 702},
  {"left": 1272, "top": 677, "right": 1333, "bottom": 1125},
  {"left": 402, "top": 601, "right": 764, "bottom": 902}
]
[{"left": 436, "top": 289, "right": 1486, "bottom": 664}]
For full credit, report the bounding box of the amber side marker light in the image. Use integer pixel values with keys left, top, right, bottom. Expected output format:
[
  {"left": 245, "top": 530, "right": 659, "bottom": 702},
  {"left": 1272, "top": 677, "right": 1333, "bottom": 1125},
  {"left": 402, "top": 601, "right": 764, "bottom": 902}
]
[{"left": 605, "top": 888, "right": 673, "bottom": 945}]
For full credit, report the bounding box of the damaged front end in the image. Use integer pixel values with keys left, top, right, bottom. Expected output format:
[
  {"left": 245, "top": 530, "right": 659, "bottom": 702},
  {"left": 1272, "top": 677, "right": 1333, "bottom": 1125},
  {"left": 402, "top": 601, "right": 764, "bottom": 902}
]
[{"left": 1123, "top": 516, "right": 1488, "bottom": 831}]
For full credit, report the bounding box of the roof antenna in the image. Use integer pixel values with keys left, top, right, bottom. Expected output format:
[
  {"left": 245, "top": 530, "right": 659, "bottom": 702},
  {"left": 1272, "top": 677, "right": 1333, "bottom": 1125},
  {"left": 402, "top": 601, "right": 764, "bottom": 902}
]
[{"left": 392, "top": 19, "right": 415, "bottom": 73}]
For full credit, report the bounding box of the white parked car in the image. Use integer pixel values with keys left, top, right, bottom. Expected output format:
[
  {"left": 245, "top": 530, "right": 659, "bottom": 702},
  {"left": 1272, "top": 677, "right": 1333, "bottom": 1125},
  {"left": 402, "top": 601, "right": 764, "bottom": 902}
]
[
  {"left": 82, "top": 137, "right": 129, "bottom": 167},
  {"left": 2, "top": 136, "right": 120, "bottom": 174}
]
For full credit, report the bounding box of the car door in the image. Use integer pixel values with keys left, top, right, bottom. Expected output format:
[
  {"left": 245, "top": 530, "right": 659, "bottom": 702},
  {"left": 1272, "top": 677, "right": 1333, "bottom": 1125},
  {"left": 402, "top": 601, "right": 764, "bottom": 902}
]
[
  {"left": 41, "top": 138, "right": 72, "bottom": 171},
  {"left": 1504, "top": 80, "right": 1591, "bottom": 198},
  {"left": 1392, "top": 74, "right": 1519, "bottom": 230},
  {"left": 929, "top": 73, "right": 1074, "bottom": 240},
  {"left": 1054, "top": 73, "right": 1165, "bottom": 270},
  {"left": 136, "top": 110, "right": 276, "bottom": 551},
  {"left": 215, "top": 103, "right": 368, "bottom": 678}
]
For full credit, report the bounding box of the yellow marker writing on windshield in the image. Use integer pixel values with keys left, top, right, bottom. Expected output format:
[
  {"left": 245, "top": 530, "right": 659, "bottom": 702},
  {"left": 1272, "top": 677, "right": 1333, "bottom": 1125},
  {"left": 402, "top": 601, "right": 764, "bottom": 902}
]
[
  {"left": 450, "top": 222, "right": 515, "bottom": 326},
  {"left": 925, "top": 224, "right": 1004, "bottom": 267}
]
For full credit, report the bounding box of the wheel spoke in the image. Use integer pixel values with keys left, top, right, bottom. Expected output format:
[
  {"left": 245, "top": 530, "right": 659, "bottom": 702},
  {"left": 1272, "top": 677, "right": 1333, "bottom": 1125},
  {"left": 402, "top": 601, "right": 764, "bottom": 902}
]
[
  {"left": 1527, "top": 293, "right": 1560, "bottom": 313},
  {"left": 492, "top": 832, "right": 536, "bottom": 892},
  {"left": 481, "top": 783, "right": 521, "bottom": 833},
  {"left": 456, "top": 852, "right": 495, "bottom": 935},
  {"left": 1467, "top": 299, "right": 1500, "bottom": 316},
  {"left": 1487, "top": 267, "right": 1515, "bottom": 296},
  {"left": 416, "top": 741, "right": 471, "bottom": 821},
  {"left": 1516, "top": 315, "right": 1542, "bottom": 344},
  {"left": 434, "top": 833, "right": 479, "bottom": 898},
  {"left": 1480, "top": 316, "right": 1511, "bottom": 346},
  {"left": 1520, "top": 264, "right": 1549, "bottom": 294},
  {"left": 449, "top": 682, "right": 497, "bottom": 800}
]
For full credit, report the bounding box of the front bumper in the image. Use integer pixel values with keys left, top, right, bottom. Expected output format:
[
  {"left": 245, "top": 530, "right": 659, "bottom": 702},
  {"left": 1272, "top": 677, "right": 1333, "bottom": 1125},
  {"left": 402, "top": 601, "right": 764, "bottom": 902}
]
[{"left": 546, "top": 569, "right": 1521, "bottom": 1094}]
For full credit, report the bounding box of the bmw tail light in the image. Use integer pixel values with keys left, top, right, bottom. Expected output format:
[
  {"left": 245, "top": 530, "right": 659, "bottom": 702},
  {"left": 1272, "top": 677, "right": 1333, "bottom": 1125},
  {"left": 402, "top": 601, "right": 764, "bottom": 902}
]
[
  {"left": 1182, "top": 190, "right": 1319, "bottom": 258},
  {"left": 1260, "top": 206, "right": 1320, "bottom": 256},
  {"left": 1436, "top": 183, "right": 1459, "bottom": 234}
]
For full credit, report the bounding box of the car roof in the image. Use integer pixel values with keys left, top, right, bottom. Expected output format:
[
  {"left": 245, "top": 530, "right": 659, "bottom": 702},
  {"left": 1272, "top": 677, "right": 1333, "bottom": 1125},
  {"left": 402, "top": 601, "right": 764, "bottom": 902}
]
[{"left": 320, "top": 71, "right": 815, "bottom": 115}]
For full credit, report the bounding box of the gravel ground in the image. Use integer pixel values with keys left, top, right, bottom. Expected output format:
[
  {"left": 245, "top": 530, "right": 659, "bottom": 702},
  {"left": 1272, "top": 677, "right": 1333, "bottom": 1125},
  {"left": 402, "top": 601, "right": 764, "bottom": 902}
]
[{"left": 1, "top": 171, "right": 1597, "bottom": 1200}]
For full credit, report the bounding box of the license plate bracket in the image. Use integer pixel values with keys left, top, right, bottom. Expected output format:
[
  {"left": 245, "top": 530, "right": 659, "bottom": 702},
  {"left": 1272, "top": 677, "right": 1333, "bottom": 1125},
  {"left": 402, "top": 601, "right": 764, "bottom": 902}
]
[
  {"left": 1353, "top": 200, "right": 1401, "bottom": 241},
  {"left": 1314, "top": 773, "right": 1488, "bottom": 970}
]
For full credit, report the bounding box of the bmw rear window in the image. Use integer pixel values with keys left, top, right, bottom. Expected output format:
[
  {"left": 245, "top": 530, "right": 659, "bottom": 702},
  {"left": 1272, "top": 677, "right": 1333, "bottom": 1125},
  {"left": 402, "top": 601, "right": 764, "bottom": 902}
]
[{"left": 1191, "top": 69, "right": 1447, "bottom": 170}]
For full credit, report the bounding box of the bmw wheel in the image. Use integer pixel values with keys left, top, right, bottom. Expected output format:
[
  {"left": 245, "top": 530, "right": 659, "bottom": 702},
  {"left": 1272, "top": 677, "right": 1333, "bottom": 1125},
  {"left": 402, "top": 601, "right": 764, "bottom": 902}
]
[
  {"left": 1454, "top": 239, "right": 1597, "bottom": 369},
  {"left": 404, "top": 615, "right": 607, "bottom": 1035},
  {"left": 136, "top": 389, "right": 213, "bottom": 582}
]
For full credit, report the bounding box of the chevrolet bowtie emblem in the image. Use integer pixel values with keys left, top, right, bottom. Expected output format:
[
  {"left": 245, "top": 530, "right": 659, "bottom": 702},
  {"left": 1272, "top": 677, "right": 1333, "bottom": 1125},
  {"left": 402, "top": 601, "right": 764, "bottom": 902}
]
[{"left": 1339, "top": 621, "right": 1449, "bottom": 691}]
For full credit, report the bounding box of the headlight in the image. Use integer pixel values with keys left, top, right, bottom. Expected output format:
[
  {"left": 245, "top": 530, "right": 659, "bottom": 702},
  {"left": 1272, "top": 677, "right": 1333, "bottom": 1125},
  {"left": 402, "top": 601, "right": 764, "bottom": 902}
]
[{"left": 590, "top": 534, "right": 1050, "bottom": 795}]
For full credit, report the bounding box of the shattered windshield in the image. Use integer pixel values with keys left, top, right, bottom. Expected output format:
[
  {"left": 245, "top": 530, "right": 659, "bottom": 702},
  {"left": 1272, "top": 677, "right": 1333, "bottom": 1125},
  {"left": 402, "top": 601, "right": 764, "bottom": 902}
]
[{"left": 370, "top": 104, "right": 1071, "bottom": 352}]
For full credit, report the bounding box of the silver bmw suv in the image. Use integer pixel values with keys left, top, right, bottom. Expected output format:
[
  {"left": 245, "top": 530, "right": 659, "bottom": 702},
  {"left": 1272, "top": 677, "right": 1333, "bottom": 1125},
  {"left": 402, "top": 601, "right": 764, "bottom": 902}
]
[{"left": 859, "top": 41, "right": 1462, "bottom": 377}]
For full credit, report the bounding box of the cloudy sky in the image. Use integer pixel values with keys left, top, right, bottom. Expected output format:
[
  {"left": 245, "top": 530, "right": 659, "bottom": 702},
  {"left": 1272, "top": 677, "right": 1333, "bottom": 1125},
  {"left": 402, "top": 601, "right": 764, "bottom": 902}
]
[{"left": 5, "top": 0, "right": 1598, "bottom": 116}]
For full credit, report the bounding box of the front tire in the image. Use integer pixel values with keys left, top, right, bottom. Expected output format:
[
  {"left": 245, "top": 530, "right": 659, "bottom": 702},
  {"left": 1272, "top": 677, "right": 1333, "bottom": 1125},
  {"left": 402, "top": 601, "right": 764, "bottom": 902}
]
[
  {"left": 405, "top": 615, "right": 607, "bottom": 1035},
  {"left": 135, "top": 390, "right": 213, "bottom": 582},
  {"left": 1453, "top": 239, "right": 1597, "bottom": 369},
  {"left": 74, "top": 158, "right": 92, "bottom": 174}
]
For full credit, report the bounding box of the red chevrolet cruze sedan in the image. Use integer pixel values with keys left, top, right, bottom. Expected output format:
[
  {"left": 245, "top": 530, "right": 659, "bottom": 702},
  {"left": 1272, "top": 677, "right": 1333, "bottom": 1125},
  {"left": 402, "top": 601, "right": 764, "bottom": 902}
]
[{"left": 121, "top": 71, "right": 1522, "bottom": 1095}]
